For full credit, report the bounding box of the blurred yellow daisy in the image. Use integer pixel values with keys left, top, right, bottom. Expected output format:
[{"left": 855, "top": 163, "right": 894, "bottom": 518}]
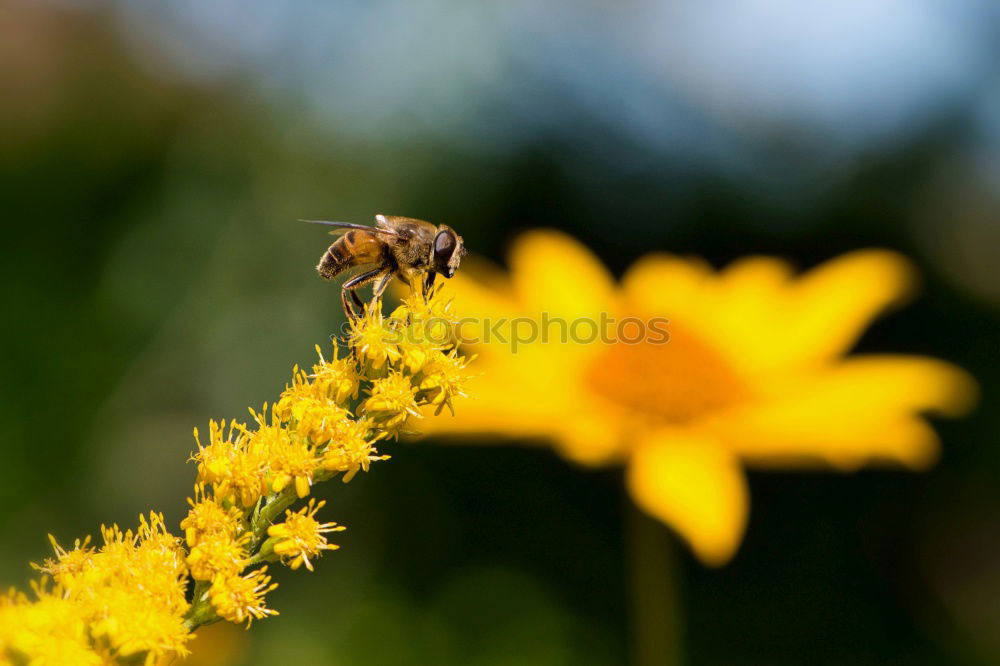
[{"left": 424, "top": 230, "right": 976, "bottom": 566}]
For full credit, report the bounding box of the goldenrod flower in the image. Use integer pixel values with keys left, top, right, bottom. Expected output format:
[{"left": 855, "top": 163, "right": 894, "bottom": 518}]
[
  {"left": 208, "top": 568, "right": 278, "bottom": 628},
  {"left": 0, "top": 585, "right": 99, "bottom": 666},
  {"left": 181, "top": 485, "right": 245, "bottom": 548},
  {"left": 247, "top": 412, "right": 320, "bottom": 499},
  {"left": 416, "top": 349, "right": 475, "bottom": 416},
  {"left": 2, "top": 286, "right": 470, "bottom": 664},
  {"left": 186, "top": 532, "right": 250, "bottom": 582},
  {"left": 398, "top": 338, "right": 431, "bottom": 374},
  {"left": 393, "top": 284, "right": 461, "bottom": 342},
  {"left": 89, "top": 587, "right": 190, "bottom": 663},
  {"left": 308, "top": 343, "right": 360, "bottom": 404},
  {"left": 192, "top": 420, "right": 268, "bottom": 509},
  {"left": 320, "top": 415, "right": 388, "bottom": 482},
  {"left": 266, "top": 499, "right": 345, "bottom": 571},
  {"left": 424, "top": 230, "right": 975, "bottom": 565},
  {"left": 11, "top": 513, "right": 193, "bottom": 665},
  {"left": 363, "top": 371, "right": 422, "bottom": 437},
  {"left": 349, "top": 304, "right": 402, "bottom": 372},
  {"left": 32, "top": 535, "right": 94, "bottom": 590},
  {"left": 275, "top": 370, "right": 354, "bottom": 446}
]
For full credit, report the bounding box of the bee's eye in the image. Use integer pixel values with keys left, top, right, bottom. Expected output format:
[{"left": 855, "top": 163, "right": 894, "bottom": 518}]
[{"left": 434, "top": 231, "right": 456, "bottom": 266}]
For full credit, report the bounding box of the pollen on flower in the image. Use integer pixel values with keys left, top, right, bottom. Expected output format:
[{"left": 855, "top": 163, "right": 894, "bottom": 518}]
[
  {"left": 349, "top": 304, "right": 402, "bottom": 372},
  {"left": 267, "top": 499, "right": 345, "bottom": 572},
  {"left": 398, "top": 338, "right": 431, "bottom": 374},
  {"left": 363, "top": 371, "right": 422, "bottom": 437},
  {"left": 181, "top": 484, "right": 245, "bottom": 549},
  {"left": 192, "top": 420, "right": 268, "bottom": 508},
  {"left": 276, "top": 375, "right": 356, "bottom": 447},
  {"left": 392, "top": 288, "right": 461, "bottom": 351},
  {"left": 186, "top": 530, "right": 250, "bottom": 582},
  {"left": 0, "top": 583, "right": 101, "bottom": 666},
  {"left": 395, "top": 285, "right": 459, "bottom": 326},
  {"left": 89, "top": 587, "right": 191, "bottom": 663},
  {"left": 249, "top": 415, "right": 321, "bottom": 498},
  {"left": 209, "top": 568, "right": 278, "bottom": 628},
  {"left": 417, "top": 349, "right": 475, "bottom": 415},
  {"left": 310, "top": 343, "right": 360, "bottom": 405},
  {"left": 275, "top": 366, "right": 324, "bottom": 417},
  {"left": 14, "top": 513, "right": 194, "bottom": 665},
  {"left": 321, "top": 416, "right": 389, "bottom": 482},
  {"left": 32, "top": 535, "right": 94, "bottom": 589}
]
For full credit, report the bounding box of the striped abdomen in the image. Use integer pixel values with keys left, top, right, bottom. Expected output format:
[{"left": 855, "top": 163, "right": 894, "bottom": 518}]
[{"left": 317, "top": 229, "right": 386, "bottom": 280}]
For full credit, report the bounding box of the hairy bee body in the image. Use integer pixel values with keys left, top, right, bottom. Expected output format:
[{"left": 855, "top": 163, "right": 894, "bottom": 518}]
[{"left": 310, "top": 214, "right": 465, "bottom": 320}]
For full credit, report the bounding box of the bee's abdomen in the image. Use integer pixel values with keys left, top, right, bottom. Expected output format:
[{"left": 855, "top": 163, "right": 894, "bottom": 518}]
[
  {"left": 317, "top": 235, "right": 355, "bottom": 280},
  {"left": 317, "top": 230, "right": 384, "bottom": 280}
]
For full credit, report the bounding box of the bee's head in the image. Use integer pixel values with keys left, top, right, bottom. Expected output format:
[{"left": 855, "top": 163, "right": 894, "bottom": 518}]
[{"left": 432, "top": 225, "right": 465, "bottom": 278}]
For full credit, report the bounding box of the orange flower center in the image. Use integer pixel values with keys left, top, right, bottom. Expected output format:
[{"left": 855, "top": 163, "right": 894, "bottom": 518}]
[{"left": 585, "top": 322, "right": 748, "bottom": 425}]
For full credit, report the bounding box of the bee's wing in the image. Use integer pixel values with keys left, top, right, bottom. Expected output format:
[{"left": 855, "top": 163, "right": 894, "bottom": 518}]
[
  {"left": 302, "top": 219, "right": 404, "bottom": 238},
  {"left": 375, "top": 214, "right": 437, "bottom": 236}
]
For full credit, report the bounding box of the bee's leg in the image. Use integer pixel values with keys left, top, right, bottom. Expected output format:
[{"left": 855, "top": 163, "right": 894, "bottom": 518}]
[
  {"left": 342, "top": 268, "right": 385, "bottom": 320},
  {"left": 350, "top": 290, "right": 365, "bottom": 312},
  {"left": 422, "top": 270, "right": 437, "bottom": 300},
  {"left": 341, "top": 288, "right": 359, "bottom": 323},
  {"left": 372, "top": 271, "right": 394, "bottom": 302}
]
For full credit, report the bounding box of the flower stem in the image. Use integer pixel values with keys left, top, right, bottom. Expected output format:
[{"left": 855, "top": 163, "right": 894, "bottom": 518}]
[
  {"left": 248, "top": 488, "right": 299, "bottom": 551},
  {"left": 184, "top": 487, "right": 302, "bottom": 632},
  {"left": 626, "top": 500, "right": 684, "bottom": 666},
  {"left": 183, "top": 580, "right": 218, "bottom": 631}
]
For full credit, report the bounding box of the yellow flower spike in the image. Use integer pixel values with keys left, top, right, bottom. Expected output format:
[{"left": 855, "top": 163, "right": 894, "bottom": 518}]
[
  {"left": 321, "top": 416, "right": 389, "bottom": 481},
  {"left": 276, "top": 380, "right": 356, "bottom": 447},
  {"left": 311, "top": 342, "right": 360, "bottom": 405},
  {"left": 420, "top": 230, "right": 974, "bottom": 566},
  {"left": 400, "top": 284, "right": 458, "bottom": 322},
  {"left": 348, "top": 303, "right": 402, "bottom": 373},
  {"left": 399, "top": 339, "right": 430, "bottom": 374},
  {"left": 181, "top": 484, "right": 244, "bottom": 549},
  {"left": 250, "top": 421, "right": 320, "bottom": 498},
  {"left": 274, "top": 366, "right": 318, "bottom": 421},
  {"left": 89, "top": 587, "right": 191, "bottom": 664},
  {"left": 0, "top": 584, "right": 102, "bottom": 666},
  {"left": 362, "top": 371, "right": 422, "bottom": 437},
  {"left": 270, "top": 473, "right": 290, "bottom": 494},
  {"left": 275, "top": 363, "right": 356, "bottom": 442},
  {"left": 186, "top": 530, "right": 250, "bottom": 582},
  {"left": 209, "top": 568, "right": 278, "bottom": 628},
  {"left": 17, "top": 513, "right": 195, "bottom": 664},
  {"left": 417, "top": 349, "right": 475, "bottom": 415},
  {"left": 388, "top": 302, "right": 409, "bottom": 323},
  {"left": 266, "top": 499, "right": 346, "bottom": 572},
  {"left": 396, "top": 288, "right": 461, "bottom": 348},
  {"left": 2, "top": 286, "right": 472, "bottom": 662},
  {"left": 192, "top": 420, "right": 268, "bottom": 509},
  {"left": 32, "top": 535, "right": 94, "bottom": 590},
  {"left": 191, "top": 420, "right": 233, "bottom": 486}
]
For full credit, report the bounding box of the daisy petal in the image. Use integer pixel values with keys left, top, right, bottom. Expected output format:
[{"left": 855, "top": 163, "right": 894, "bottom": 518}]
[
  {"left": 782, "top": 249, "right": 917, "bottom": 366},
  {"left": 510, "top": 230, "right": 616, "bottom": 319},
  {"left": 715, "top": 355, "right": 977, "bottom": 470},
  {"left": 621, "top": 253, "right": 712, "bottom": 318},
  {"left": 626, "top": 432, "right": 748, "bottom": 567}
]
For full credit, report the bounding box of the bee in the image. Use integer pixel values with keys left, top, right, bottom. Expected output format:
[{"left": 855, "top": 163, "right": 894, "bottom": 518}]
[{"left": 307, "top": 214, "right": 466, "bottom": 320}]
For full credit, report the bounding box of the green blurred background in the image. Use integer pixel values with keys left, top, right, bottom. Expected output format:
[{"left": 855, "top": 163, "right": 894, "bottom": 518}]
[{"left": 2, "top": 1, "right": 1000, "bottom": 663}]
